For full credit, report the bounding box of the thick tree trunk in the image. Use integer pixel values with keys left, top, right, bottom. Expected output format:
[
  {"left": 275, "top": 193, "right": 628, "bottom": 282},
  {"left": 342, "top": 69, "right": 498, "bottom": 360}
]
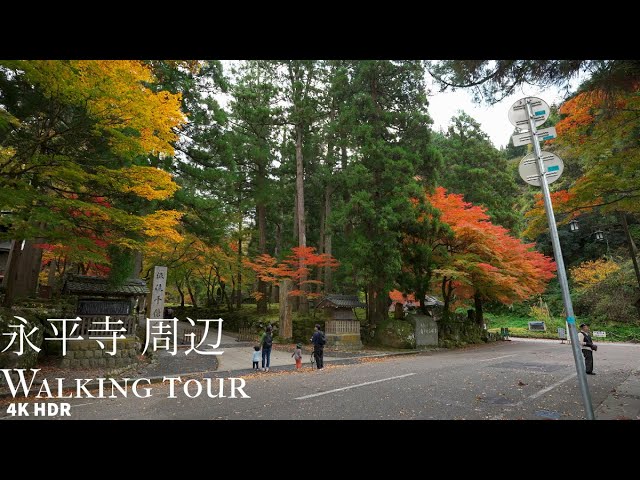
[
  {"left": 316, "top": 196, "right": 325, "bottom": 295},
  {"left": 257, "top": 201, "right": 268, "bottom": 313},
  {"left": 2, "top": 240, "right": 44, "bottom": 307},
  {"left": 236, "top": 233, "right": 242, "bottom": 310},
  {"left": 295, "top": 123, "right": 309, "bottom": 314},
  {"left": 324, "top": 185, "right": 333, "bottom": 294},
  {"left": 271, "top": 222, "right": 281, "bottom": 304},
  {"left": 293, "top": 195, "right": 298, "bottom": 241},
  {"left": 474, "top": 292, "right": 484, "bottom": 327},
  {"left": 279, "top": 279, "right": 293, "bottom": 339},
  {"left": 367, "top": 284, "right": 388, "bottom": 325},
  {"left": 133, "top": 251, "right": 143, "bottom": 279}
]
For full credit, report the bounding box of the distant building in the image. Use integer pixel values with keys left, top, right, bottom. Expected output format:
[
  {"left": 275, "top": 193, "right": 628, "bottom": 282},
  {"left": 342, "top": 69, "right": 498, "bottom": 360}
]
[{"left": 316, "top": 294, "right": 366, "bottom": 349}]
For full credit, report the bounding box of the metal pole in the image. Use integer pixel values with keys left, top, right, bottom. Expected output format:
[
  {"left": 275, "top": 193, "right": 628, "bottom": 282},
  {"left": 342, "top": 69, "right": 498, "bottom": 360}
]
[{"left": 525, "top": 98, "right": 595, "bottom": 420}]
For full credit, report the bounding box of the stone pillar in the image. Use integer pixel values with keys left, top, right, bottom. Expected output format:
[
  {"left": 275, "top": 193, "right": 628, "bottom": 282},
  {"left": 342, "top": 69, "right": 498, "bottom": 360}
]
[{"left": 412, "top": 314, "right": 438, "bottom": 347}]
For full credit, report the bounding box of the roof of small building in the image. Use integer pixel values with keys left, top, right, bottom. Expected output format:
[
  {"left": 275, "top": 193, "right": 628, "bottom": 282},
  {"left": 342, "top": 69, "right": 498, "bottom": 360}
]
[
  {"left": 316, "top": 294, "right": 366, "bottom": 309},
  {"left": 424, "top": 295, "right": 444, "bottom": 307},
  {"left": 63, "top": 274, "right": 150, "bottom": 296}
]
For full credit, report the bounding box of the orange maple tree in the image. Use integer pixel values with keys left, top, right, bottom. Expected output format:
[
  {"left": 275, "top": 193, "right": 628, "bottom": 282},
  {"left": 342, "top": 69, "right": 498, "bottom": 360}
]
[
  {"left": 243, "top": 246, "right": 340, "bottom": 301},
  {"left": 428, "top": 187, "right": 557, "bottom": 324}
]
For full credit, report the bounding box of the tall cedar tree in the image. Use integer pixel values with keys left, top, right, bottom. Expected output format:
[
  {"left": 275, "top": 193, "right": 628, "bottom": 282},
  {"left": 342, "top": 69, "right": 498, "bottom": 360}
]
[{"left": 332, "top": 60, "right": 441, "bottom": 324}]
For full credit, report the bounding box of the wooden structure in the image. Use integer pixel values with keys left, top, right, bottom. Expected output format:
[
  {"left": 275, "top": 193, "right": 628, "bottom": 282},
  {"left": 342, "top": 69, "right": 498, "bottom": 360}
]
[
  {"left": 316, "top": 294, "right": 365, "bottom": 349},
  {"left": 62, "top": 274, "right": 150, "bottom": 337}
]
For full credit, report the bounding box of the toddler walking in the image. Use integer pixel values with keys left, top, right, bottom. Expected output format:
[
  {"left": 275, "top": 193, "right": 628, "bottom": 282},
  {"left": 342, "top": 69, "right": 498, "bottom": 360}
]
[
  {"left": 252, "top": 345, "right": 260, "bottom": 370},
  {"left": 292, "top": 343, "right": 302, "bottom": 369}
]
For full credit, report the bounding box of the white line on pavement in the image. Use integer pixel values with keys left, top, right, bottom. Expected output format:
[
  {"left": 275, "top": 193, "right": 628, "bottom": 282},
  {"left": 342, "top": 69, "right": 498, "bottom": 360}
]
[
  {"left": 294, "top": 373, "right": 416, "bottom": 400},
  {"left": 527, "top": 372, "right": 576, "bottom": 400},
  {"left": 476, "top": 354, "right": 517, "bottom": 362}
]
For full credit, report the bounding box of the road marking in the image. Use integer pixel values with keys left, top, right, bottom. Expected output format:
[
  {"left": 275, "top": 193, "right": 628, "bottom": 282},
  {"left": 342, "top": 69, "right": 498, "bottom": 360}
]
[
  {"left": 527, "top": 372, "right": 576, "bottom": 400},
  {"left": 477, "top": 354, "right": 517, "bottom": 362},
  {"left": 295, "top": 373, "right": 416, "bottom": 400},
  {"left": 70, "top": 403, "right": 95, "bottom": 408}
]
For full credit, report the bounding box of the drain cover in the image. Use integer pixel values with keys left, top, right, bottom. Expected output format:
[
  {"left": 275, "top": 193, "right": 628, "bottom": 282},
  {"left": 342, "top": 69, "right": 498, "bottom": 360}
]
[{"left": 535, "top": 409, "right": 561, "bottom": 420}]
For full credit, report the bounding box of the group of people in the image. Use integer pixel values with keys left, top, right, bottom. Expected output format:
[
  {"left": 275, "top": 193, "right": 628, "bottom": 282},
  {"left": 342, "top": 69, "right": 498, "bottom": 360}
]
[
  {"left": 249, "top": 321, "right": 599, "bottom": 377},
  {"left": 251, "top": 323, "right": 326, "bottom": 372}
]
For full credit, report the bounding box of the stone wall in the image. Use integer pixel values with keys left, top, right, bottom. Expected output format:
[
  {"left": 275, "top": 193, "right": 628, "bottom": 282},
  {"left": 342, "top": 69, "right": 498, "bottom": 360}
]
[
  {"left": 325, "top": 333, "right": 362, "bottom": 349},
  {"left": 47, "top": 338, "right": 139, "bottom": 369}
]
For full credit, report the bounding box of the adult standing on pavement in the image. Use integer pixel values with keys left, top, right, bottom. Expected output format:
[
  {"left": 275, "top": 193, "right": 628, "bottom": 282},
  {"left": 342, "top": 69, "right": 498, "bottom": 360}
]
[
  {"left": 578, "top": 323, "right": 597, "bottom": 375},
  {"left": 261, "top": 326, "right": 273, "bottom": 372},
  {"left": 311, "top": 323, "right": 326, "bottom": 370}
]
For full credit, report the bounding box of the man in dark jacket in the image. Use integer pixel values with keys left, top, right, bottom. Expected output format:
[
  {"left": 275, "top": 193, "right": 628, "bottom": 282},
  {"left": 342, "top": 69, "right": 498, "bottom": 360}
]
[
  {"left": 311, "top": 324, "right": 325, "bottom": 370},
  {"left": 578, "top": 323, "right": 597, "bottom": 375}
]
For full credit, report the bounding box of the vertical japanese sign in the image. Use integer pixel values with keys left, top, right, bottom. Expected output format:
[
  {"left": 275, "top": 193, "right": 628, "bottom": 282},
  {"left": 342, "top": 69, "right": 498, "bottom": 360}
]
[{"left": 150, "top": 266, "right": 168, "bottom": 319}]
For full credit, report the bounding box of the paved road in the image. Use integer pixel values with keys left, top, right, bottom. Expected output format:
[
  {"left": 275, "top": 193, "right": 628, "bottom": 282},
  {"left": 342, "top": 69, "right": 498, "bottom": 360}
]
[{"left": 3, "top": 339, "right": 638, "bottom": 420}]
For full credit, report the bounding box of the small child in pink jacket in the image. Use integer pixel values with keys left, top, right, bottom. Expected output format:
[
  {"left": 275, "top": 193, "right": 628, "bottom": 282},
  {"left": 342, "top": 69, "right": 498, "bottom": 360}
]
[{"left": 292, "top": 344, "right": 303, "bottom": 369}]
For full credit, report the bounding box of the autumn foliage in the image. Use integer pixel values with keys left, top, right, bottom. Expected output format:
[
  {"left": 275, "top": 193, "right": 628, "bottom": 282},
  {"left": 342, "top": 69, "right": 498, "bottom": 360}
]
[
  {"left": 244, "top": 246, "right": 340, "bottom": 300},
  {"left": 570, "top": 258, "right": 620, "bottom": 292},
  {"left": 428, "top": 187, "right": 556, "bottom": 307}
]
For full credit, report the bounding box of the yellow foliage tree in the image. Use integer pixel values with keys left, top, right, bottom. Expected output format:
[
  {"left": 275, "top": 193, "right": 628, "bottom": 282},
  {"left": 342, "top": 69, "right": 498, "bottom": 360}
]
[{"left": 570, "top": 258, "right": 620, "bottom": 291}]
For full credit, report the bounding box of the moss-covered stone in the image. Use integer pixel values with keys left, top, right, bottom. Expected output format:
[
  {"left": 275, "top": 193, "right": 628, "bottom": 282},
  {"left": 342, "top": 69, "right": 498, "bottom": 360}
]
[{"left": 374, "top": 319, "right": 416, "bottom": 349}]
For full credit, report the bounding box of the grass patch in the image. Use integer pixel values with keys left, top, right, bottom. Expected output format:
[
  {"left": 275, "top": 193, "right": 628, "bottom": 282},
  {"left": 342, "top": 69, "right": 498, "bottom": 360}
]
[{"left": 485, "top": 313, "right": 640, "bottom": 342}]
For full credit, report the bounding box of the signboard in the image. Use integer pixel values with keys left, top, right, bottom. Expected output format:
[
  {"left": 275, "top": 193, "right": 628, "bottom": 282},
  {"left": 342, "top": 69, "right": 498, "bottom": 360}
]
[
  {"left": 558, "top": 327, "right": 566, "bottom": 340},
  {"left": 508, "top": 97, "right": 550, "bottom": 130},
  {"left": 593, "top": 331, "right": 606, "bottom": 338},
  {"left": 78, "top": 300, "right": 131, "bottom": 316},
  {"left": 150, "top": 266, "right": 168, "bottom": 319},
  {"left": 528, "top": 321, "right": 546, "bottom": 331},
  {"left": 512, "top": 126, "right": 557, "bottom": 147},
  {"left": 518, "top": 151, "right": 564, "bottom": 186}
]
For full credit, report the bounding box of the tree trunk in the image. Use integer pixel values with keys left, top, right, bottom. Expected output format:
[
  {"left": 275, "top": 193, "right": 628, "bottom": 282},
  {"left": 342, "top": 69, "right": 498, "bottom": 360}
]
[
  {"left": 133, "top": 250, "right": 143, "bottom": 279},
  {"left": 324, "top": 185, "right": 333, "bottom": 294},
  {"left": 279, "top": 279, "right": 293, "bottom": 339},
  {"left": 293, "top": 195, "right": 298, "bottom": 241},
  {"left": 441, "top": 276, "right": 453, "bottom": 323},
  {"left": 176, "top": 280, "right": 185, "bottom": 307},
  {"left": 474, "top": 292, "right": 484, "bottom": 327},
  {"left": 256, "top": 150, "right": 268, "bottom": 313},
  {"left": 341, "top": 144, "right": 353, "bottom": 238},
  {"left": 295, "top": 122, "right": 309, "bottom": 314},
  {"left": 367, "top": 283, "right": 388, "bottom": 325},
  {"left": 2, "top": 240, "right": 44, "bottom": 307},
  {"left": 47, "top": 258, "right": 57, "bottom": 290},
  {"left": 236, "top": 232, "right": 242, "bottom": 310},
  {"left": 316, "top": 195, "right": 325, "bottom": 295},
  {"left": 221, "top": 281, "right": 232, "bottom": 311},
  {"left": 620, "top": 211, "right": 640, "bottom": 290},
  {"left": 186, "top": 274, "right": 198, "bottom": 309},
  {"left": 271, "top": 222, "right": 282, "bottom": 304}
]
